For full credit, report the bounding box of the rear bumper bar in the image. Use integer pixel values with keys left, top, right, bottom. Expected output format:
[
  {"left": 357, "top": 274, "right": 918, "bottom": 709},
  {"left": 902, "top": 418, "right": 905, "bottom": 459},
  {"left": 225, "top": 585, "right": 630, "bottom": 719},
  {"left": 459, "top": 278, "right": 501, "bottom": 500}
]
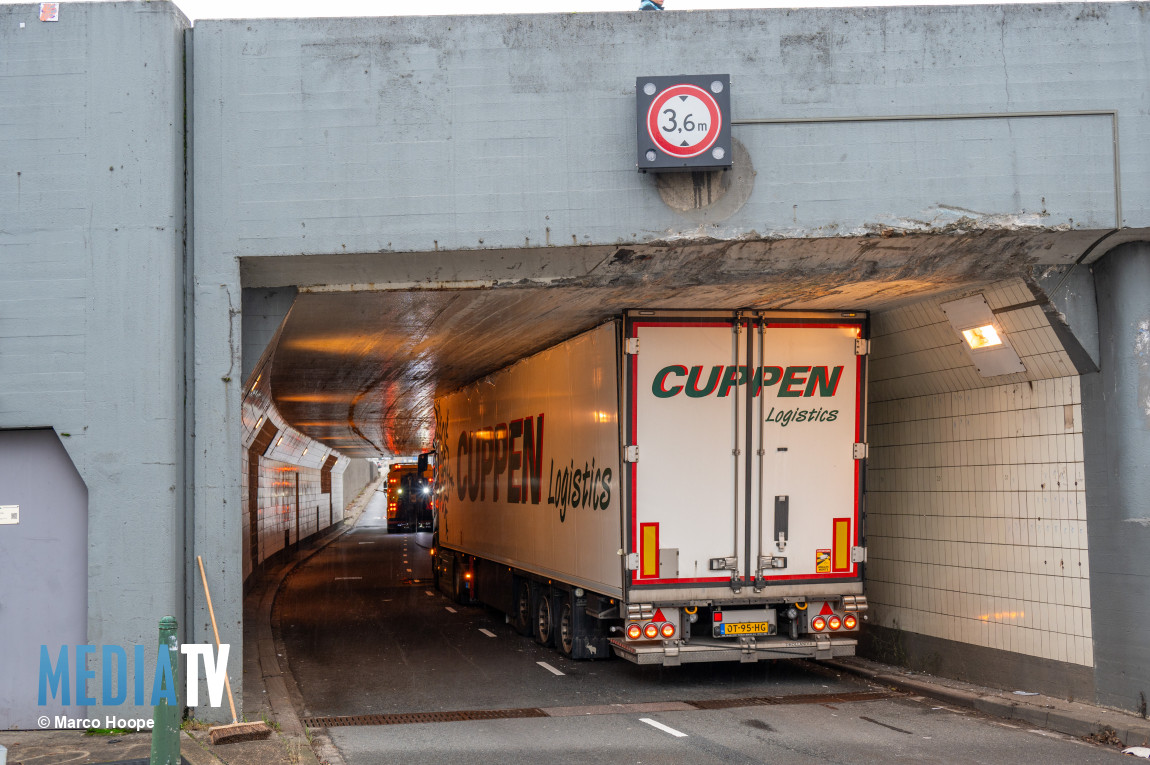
[{"left": 609, "top": 635, "right": 857, "bottom": 665}]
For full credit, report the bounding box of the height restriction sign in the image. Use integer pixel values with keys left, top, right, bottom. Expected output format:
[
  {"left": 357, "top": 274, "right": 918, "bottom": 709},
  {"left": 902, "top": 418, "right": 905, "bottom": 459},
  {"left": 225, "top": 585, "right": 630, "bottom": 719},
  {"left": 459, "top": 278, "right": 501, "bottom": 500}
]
[{"left": 636, "top": 75, "right": 732, "bottom": 172}]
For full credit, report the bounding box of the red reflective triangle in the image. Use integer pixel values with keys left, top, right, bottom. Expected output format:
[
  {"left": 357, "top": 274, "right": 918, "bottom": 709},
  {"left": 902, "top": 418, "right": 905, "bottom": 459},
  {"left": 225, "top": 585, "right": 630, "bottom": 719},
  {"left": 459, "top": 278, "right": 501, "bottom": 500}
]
[
  {"left": 652, "top": 608, "right": 667, "bottom": 622},
  {"left": 818, "top": 601, "right": 834, "bottom": 616}
]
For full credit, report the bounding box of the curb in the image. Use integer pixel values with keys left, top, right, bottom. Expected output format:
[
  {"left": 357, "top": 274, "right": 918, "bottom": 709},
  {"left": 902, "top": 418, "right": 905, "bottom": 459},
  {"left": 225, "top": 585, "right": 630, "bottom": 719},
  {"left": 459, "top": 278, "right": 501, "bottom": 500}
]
[{"left": 827, "top": 659, "right": 1150, "bottom": 748}]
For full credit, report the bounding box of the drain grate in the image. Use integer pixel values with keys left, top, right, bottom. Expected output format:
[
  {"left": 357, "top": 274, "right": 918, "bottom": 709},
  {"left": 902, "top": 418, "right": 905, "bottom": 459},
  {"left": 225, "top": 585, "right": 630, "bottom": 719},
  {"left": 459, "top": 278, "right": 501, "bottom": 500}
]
[
  {"left": 302, "top": 707, "right": 547, "bottom": 728},
  {"left": 303, "top": 690, "right": 898, "bottom": 728},
  {"left": 688, "top": 690, "right": 897, "bottom": 710}
]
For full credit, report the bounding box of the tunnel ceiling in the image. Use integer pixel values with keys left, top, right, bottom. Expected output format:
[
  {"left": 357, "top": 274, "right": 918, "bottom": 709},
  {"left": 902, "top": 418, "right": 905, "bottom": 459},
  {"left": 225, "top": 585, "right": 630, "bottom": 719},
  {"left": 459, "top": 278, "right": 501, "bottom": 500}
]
[{"left": 265, "top": 231, "right": 1099, "bottom": 458}]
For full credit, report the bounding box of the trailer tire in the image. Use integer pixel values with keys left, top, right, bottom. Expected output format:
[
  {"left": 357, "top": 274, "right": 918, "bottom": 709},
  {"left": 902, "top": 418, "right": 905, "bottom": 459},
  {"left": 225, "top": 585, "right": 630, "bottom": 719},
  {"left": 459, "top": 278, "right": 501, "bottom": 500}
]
[
  {"left": 558, "top": 600, "right": 575, "bottom": 657},
  {"left": 452, "top": 559, "right": 469, "bottom": 605},
  {"left": 513, "top": 580, "right": 532, "bottom": 636},
  {"left": 534, "top": 589, "right": 554, "bottom": 646}
]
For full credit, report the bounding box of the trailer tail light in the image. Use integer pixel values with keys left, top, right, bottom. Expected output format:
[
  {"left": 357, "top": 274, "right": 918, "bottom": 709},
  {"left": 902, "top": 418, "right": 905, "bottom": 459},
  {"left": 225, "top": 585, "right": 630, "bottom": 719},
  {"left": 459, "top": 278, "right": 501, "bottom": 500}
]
[
  {"left": 713, "top": 611, "right": 723, "bottom": 622},
  {"left": 828, "top": 616, "right": 842, "bottom": 631},
  {"left": 811, "top": 616, "right": 827, "bottom": 632},
  {"left": 843, "top": 614, "right": 857, "bottom": 630},
  {"left": 644, "top": 623, "right": 659, "bottom": 639},
  {"left": 660, "top": 622, "right": 675, "bottom": 639},
  {"left": 627, "top": 623, "right": 642, "bottom": 640}
]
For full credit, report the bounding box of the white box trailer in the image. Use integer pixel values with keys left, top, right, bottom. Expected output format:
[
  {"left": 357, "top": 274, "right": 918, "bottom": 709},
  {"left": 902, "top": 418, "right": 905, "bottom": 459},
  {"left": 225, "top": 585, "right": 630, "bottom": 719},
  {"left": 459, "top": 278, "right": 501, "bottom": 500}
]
[{"left": 431, "top": 309, "right": 869, "bottom": 665}]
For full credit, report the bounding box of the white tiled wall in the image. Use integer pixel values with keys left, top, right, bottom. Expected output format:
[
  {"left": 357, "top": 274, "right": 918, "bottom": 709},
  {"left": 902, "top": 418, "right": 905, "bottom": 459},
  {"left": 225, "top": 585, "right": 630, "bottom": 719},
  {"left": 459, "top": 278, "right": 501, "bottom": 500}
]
[
  {"left": 866, "top": 279, "right": 1092, "bottom": 667},
  {"left": 240, "top": 356, "right": 351, "bottom": 580}
]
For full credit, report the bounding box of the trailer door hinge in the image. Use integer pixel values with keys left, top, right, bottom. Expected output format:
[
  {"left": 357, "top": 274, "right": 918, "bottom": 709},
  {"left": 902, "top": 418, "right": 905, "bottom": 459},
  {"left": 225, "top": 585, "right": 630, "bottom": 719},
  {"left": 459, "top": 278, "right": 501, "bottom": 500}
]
[
  {"left": 851, "top": 546, "right": 868, "bottom": 563},
  {"left": 625, "top": 552, "right": 640, "bottom": 571},
  {"left": 625, "top": 338, "right": 640, "bottom": 355},
  {"left": 855, "top": 338, "right": 870, "bottom": 356},
  {"left": 852, "top": 442, "right": 868, "bottom": 460},
  {"left": 624, "top": 445, "right": 640, "bottom": 463}
]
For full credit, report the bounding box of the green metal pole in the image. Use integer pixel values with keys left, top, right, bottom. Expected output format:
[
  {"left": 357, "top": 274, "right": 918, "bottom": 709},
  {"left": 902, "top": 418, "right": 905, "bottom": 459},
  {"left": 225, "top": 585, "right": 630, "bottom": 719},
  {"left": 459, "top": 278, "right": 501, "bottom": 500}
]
[{"left": 149, "top": 616, "right": 181, "bottom": 765}]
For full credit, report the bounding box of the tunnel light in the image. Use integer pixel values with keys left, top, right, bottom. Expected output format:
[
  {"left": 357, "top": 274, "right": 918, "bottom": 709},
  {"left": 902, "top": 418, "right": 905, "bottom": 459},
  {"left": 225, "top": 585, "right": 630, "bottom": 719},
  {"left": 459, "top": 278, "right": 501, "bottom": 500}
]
[
  {"left": 276, "top": 436, "right": 284, "bottom": 446},
  {"left": 941, "top": 294, "right": 1025, "bottom": 378},
  {"left": 961, "top": 325, "right": 1002, "bottom": 349},
  {"left": 302, "top": 447, "right": 308, "bottom": 456}
]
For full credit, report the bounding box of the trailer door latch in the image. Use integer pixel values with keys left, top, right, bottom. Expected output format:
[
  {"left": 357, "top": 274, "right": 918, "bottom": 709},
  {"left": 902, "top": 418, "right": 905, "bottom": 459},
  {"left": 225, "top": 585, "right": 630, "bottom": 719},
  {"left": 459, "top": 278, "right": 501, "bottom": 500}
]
[{"left": 708, "top": 556, "right": 738, "bottom": 571}]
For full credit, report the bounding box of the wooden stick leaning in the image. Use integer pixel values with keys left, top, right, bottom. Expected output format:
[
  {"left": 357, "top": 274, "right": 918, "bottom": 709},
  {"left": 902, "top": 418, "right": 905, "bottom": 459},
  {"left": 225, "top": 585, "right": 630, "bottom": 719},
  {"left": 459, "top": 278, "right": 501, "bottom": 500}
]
[{"left": 197, "top": 555, "right": 272, "bottom": 745}]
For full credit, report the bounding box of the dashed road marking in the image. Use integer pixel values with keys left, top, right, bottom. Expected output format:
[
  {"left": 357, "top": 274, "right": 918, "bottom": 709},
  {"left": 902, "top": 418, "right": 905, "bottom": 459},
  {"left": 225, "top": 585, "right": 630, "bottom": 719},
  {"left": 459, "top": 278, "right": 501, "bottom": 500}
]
[
  {"left": 478, "top": 628, "right": 496, "bottom": 638},
  {"left": 358, "top": 542, "right": 375, "bottom": 545},
  {"left": 445, "top": 606, "right": 457, "bottom": 613},
  {"left": 639, "top": 718, "right": 687, "bottom": 738},
  {"left": 425, "top": 590, "right": 435, "bottom": 596},
  {"left": 537, "top": 662, "right": 564, "bottom": 676},
  {"left": 334, "top": 577, "right": 362, "bottom": 581}
]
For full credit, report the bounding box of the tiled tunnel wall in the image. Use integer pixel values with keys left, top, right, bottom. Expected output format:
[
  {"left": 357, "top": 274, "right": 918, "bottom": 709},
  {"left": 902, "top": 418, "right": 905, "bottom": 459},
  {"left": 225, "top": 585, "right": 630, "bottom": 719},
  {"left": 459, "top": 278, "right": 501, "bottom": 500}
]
[
  {"left": 240, "top": 362, "right": 378, "bottom": 581},
  {"left": 865, "top": 279, "right": 1092, "bottom": 684}
]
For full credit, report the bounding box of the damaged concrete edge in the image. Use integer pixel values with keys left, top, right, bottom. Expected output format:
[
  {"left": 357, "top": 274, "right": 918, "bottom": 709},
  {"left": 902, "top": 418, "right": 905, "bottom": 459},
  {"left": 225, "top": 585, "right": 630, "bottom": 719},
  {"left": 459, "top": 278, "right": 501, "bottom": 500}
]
[{"left": 827, "top": 659, "right": 1150, "bottom": 748}]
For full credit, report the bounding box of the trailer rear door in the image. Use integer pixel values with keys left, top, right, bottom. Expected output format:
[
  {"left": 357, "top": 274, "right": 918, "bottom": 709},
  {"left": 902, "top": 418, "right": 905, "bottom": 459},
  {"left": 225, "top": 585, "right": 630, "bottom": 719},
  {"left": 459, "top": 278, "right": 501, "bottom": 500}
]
[{"left": 625, "top": 310, "right": 866, "bottom": 592}]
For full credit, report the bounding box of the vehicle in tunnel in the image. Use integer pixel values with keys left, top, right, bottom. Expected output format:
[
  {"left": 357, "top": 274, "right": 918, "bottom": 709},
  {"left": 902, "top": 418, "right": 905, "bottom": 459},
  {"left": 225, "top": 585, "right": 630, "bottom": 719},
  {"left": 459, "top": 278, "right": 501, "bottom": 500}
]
[
  {"left": 430, "top": 309, "right": 870, "bottom": 665},
  {"left": 386, "top": 463, "right": 419, "bottom": 533}
]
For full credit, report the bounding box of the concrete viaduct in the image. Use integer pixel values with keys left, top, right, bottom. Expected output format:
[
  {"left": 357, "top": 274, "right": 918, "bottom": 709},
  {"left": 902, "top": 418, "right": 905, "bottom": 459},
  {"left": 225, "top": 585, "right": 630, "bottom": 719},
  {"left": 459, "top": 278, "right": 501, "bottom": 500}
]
[{"left": 1, "top": 0, "right": 1148, "bottom": 725}]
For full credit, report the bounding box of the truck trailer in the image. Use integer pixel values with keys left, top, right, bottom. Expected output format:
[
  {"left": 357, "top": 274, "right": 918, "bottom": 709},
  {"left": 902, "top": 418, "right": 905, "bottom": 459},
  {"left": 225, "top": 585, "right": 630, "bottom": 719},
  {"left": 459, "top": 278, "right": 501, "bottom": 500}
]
[{"left": 431, "top": 309, "right": 869, "bottom": 665}]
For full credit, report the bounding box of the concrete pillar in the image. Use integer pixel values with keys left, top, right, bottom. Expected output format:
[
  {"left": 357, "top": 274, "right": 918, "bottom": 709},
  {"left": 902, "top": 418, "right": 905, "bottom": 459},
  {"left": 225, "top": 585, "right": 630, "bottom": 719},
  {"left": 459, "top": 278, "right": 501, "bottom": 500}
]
[{"left": 1082, "top": 241, "right": 1150, "bottom": 714}]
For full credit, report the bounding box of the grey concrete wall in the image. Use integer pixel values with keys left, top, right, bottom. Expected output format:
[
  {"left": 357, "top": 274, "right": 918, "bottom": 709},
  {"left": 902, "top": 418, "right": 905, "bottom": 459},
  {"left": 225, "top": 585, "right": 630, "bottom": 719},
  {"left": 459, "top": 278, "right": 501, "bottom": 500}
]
[
  {"left": 191, "top": 3, "right": 1150, "bottom": 262},
  {"left": 0, "top": 2, "right": 188, "bottom": 721},
  {"left": 1081, "top": 242, "right": 1150, "bottom": 714},
  {"left": 341, "top": 459, "right": 377, "bottom": 514},
  {"left": 241, "top": 287, "right": 297, "bottom": 385}
]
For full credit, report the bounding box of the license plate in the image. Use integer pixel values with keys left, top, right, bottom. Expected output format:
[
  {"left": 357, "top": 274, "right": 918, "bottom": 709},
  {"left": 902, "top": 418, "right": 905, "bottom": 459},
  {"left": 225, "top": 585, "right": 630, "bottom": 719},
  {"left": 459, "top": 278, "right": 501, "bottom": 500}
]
[{"left": 722, "top": 622, "right": 772, "bottom": 636}]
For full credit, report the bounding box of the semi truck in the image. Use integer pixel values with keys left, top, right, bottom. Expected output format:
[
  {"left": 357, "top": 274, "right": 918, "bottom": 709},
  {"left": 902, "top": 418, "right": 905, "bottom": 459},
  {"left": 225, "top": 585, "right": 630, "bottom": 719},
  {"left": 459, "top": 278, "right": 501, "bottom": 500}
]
[{"left": 431, "top": 309, "right": 869, "bottom": 665}]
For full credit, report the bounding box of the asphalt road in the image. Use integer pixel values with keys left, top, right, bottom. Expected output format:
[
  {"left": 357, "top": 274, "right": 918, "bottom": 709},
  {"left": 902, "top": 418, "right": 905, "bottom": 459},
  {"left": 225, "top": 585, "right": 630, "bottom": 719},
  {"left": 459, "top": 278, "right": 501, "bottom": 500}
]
[{"left": 274, "top": 491, "right": 1124, "bottom": 764}]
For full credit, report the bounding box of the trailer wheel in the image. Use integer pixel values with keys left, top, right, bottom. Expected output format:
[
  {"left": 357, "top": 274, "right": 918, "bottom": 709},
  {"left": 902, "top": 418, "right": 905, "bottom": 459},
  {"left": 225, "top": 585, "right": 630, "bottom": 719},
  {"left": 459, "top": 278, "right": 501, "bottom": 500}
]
[
  {"left": 452, "top": 559, "right": 469, "bottom": 604},
  {"left": 558, "top": 600, "right": 575, "bottom": 656},
  {"left": 513, "top": 581, "right": 532, "bottom": 636},
  {"left": 534, "top": 590, "right": 554, "bottom": 646}
]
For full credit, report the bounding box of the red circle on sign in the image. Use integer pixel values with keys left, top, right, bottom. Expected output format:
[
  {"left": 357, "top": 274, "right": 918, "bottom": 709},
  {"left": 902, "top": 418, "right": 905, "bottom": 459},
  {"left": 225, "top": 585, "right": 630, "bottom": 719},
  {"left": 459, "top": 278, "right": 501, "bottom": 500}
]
[{"left": 646, "top": 84, "right": 722, "bottom": 159}]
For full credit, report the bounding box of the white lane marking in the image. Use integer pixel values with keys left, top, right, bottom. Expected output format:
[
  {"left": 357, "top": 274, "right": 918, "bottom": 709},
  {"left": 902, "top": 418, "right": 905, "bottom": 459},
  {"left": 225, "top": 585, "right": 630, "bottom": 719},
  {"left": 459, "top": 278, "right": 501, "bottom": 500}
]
[
  {"left": 358, "top": 542, "right": 375, "bottom": 545},
  {"left": 334, "top": 577, "right": 362, "bottom": 581},
  {"left": 445, "top": 606, "right": 457, "bottom": 613},
  {"left": 537, "top": 661, "right": 565, "bottom": 676},
  {"left": 425, "top": 590, "right": 435, "bottom": 596},
  {"left": 639, "top": 718, "right": 687, "bottom": 738},
  {"left": 478, "top": 628, "right": 496, "bottom": 638}
]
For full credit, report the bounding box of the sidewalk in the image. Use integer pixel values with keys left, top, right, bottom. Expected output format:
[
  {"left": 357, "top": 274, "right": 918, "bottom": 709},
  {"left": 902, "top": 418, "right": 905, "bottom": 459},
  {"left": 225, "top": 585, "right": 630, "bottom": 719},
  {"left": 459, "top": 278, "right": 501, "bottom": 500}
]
[
  {"left": 0, "top": 478, "right": 380, "bottom": 765},
  {"left": 828, "top": 655, "right": 1150, "bottom": 749}
]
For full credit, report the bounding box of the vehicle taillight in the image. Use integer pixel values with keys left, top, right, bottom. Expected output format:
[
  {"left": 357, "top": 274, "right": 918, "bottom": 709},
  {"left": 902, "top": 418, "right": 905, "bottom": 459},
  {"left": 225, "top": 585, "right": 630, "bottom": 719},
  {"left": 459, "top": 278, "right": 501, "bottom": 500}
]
[
  {"left": 627, "top": 623, "right": 642, "bottom": 640},
  {"left": 829, "top": 616, "right": 842, "bottom": 630},
  {"left": 660, "top": 622, "right": 675, "bottom": 639},
  {"left": 843, "top": 614, "right": 857, "bottom": 630},
  {"left": 713, "top": 611, "right": 723, "bottom": 622},
  {"left": 644, "top": 623, "right": 659, "bottom": 639},
  {"left": 812, "top": 616, "right": 827, "bottom": 632}
]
